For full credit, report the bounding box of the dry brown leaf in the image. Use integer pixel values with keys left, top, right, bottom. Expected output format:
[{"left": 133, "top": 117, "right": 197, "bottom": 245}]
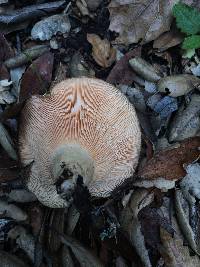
[
  {"left": 158, "top": 75, "right": 200, "bottom": 97},
  {"left": 0, "top": 122, "right": 17, "bottom": 160},
  {"left": 60, "top": 234, "right": 104, "bottom": 267},
  {"left": 160, "top": 227, "right": 200, "bottom": 267},
  {"left": 0, "top": 251, "right": 28, "bottom": 267},
  {"left": 129, "top": 57, "right": 162, "bottom": 82},
  {"left": 180, "top": 163, "right": 200, "bottom": 202},
  {"left": 0, "top": 149, "right": 19, "bottom": 182},
  {"left": 0, "top": 200, "right": 27, "bottom": 221},
  {"left": 87, "top": 34, "right": 116, "bottom": 68},
  {"left": 108, "top": 1, "right": 199, "bottom": 45},
  {"left": 62, "top": 245, "right": 75, "bottom": 267},
  {"left": 108, "top": 0, "right": 176, "bottom": 45},
  {"left": 138, "top": 137, "right": 200, "bottom": 180},
  {"left": 29, "top": 205, "right": 43, "bottom": 236},
  {"left": 8, "top": 226, "right": 35, "bottom": 262},
  {"left": 120, "top": 189, "right": 154, "bottom": 267},
  {"left": 169, "top": 94, "right": 200, "bottom": 142},
  {"left": 0, "top": 34, "right": 13, "bottom": 82},
  {"left": 106, "top": 47, "right": 141, "bottom": 85},
  {"left": 19, "top": 52, "right": 54, "bottom": 102},
  {"left": 175, "top": 190, "right": 200, "bottom": 254},
  {"left": 47, "top": 209, "right": 65, "bottom": 252},
  {"left": 153, "top": 29, "right": 184, "bottom": 51},
  {"left": 0, "top": 33, "right": 14, "bottom": 63}
]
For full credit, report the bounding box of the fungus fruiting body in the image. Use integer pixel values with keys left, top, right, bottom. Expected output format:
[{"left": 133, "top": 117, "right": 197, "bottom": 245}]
[{"left": 19, "top": 78, "right": 141, "bottom": 208}]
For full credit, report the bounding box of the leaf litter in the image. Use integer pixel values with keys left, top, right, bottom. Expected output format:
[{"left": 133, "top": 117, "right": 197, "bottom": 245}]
[{"left": 0, "top": 1, "right": 199, "bottom": 266}]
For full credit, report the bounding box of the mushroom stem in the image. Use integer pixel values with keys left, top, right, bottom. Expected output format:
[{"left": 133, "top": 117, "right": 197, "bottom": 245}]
[{"left": 51, "top": 143, "right": 95, "bottom": 187}]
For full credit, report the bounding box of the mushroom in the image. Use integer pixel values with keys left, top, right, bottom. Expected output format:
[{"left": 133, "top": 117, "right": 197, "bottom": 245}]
[{"left": 19, "top": 78, "right": 141, "bottom": 208}]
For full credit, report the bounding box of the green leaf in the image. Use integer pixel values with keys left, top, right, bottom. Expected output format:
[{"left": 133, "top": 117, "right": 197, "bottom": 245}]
[
  {"left": 182, "top": 35, "right": 200, "bottom": 49},
  {"left": 172, "top": 3, "right": 200, "bottom": 35},
  {"left": 182, "top": 48, "right": 195, "bottom": 59}
]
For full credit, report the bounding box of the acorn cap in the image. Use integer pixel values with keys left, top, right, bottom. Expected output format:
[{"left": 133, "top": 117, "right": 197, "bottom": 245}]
[{"left": 19, "top": 78, "right": 141, "bottom": 207}]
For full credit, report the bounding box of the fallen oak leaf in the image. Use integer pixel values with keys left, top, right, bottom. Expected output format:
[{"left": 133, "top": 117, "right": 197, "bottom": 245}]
[
  {"left": 87, "top": 34, "right": 116, "bottom": 68},
  {"left": 138, "top": 137, "right": 200, "bottom": 180}
]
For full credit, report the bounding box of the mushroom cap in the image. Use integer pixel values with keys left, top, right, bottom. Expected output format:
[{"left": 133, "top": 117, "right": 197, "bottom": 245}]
[{"left": 19, "top": 78, "right": 141, "bottom": 203}]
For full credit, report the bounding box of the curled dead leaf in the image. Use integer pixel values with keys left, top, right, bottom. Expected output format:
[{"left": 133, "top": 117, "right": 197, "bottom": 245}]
[
  {"left": 4, "top": 45, "right": 50, "bottom": 69},
  {"left": 175, "top": 189, "right": 200, "bottom": 255},
  {"left": 138, "top": 137, "right": 200, "bottom": 180},
  {"left": 129, "top": 57, "right": 162, "bottom": 82},
  {"left": 120, "top": 189, "right": 154, "bottom": 267},
  {"left": 158, "top": 74, "right": 200, "bottom": 97},
  {"left": 169, "top": 94, "right": 200, "bottom": 142},
  {"left": 87, "top": 34, "right": 116, "bottom": 68}
]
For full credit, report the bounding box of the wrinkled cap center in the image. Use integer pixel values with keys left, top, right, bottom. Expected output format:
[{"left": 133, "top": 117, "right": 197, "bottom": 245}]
[{"left": 50, "top": 143, "right": 95, "bottom": 187}]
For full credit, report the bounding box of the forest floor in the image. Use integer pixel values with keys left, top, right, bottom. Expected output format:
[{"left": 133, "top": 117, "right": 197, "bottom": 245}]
[{"left": 0, "top": 1, "right": 200, "bottom": 266}]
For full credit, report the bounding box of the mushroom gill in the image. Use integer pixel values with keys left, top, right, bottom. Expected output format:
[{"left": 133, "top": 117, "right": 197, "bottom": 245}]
[{"left": 19, "top": 78, "right": 141, "bottom": 208}]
